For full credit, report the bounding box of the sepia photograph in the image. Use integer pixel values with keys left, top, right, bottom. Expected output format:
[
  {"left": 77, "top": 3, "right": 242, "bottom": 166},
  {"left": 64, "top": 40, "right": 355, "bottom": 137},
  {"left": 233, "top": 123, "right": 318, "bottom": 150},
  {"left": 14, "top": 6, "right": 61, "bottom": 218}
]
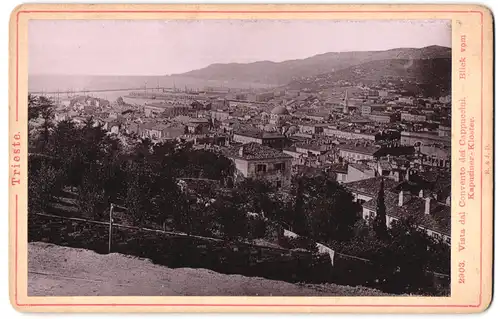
[{"left": 26, "top": 18, "right": 454, "bottom": 298}]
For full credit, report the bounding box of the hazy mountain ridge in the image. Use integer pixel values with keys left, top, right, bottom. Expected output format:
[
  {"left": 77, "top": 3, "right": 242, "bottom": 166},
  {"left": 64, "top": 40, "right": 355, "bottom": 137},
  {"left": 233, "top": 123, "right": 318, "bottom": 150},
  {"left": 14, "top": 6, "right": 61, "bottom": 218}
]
[
  {"left": 173, "top": 45, "right": 451, "bottom": 85},
  {"left": 287, "top": 57, "right": 451, "bottom": 97}
]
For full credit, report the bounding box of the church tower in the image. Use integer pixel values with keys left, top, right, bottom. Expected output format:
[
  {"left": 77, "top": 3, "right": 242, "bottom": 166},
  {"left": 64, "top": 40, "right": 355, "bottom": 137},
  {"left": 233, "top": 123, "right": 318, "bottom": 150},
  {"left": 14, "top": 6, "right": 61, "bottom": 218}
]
[{"left": 342, "top": 89, "right": 349, "bottom": 114}]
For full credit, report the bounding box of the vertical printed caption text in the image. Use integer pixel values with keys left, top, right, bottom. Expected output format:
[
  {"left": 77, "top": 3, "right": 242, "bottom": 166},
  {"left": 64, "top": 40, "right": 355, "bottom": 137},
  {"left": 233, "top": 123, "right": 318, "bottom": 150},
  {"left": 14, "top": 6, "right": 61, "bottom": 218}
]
[
  {"left": 11, "top": 132, "right": 21, "bottom": 186},
  {"left": 456, "top": 34, "right": 471, "bottom": 285}
]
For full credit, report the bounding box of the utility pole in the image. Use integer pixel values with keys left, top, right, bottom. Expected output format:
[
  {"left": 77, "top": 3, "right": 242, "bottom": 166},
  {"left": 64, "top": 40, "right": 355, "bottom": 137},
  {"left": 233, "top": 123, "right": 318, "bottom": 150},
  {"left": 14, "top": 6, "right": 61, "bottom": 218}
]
[
  {"left": 108, "top": 203, "right": 114, "bottom": 253},
  {"left": 108, "top": 203, "right": 127, "bottom": 254}
]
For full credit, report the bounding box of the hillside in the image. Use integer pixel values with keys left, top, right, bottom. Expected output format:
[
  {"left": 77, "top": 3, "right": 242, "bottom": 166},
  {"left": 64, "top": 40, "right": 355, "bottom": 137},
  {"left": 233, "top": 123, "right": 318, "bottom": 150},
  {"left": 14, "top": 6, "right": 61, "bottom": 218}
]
[
  {"left": 288, "top": 58, "right": 452, "bottom": 97},
  {"left": 173, "top": 45, "right": 451, "bottom": 85},
  {"left": 28, "top": 242, "right": 391, "bottom": 296}
]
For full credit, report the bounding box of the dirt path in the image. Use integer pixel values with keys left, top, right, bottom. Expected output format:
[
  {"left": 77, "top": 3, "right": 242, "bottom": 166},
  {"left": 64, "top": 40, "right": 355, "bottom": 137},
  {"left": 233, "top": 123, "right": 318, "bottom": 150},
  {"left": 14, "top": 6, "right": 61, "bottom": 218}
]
[{"left": 28, "top": 242, "right": 389, "bottom": 296}]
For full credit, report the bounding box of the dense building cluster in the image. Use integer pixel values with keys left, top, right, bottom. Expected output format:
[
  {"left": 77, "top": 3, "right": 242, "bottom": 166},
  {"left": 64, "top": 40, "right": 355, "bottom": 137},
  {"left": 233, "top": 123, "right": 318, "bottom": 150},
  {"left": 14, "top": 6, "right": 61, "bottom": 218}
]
[{"left": 48, "top": 81, "right": 452, "bottom": 245}]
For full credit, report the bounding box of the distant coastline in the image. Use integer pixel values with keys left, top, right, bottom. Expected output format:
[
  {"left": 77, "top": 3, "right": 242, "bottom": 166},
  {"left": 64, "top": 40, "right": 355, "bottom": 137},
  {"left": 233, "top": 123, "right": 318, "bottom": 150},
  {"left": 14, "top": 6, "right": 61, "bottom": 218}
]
[{"left": 28, "top": 74, "right": 273, "bottom": 93}]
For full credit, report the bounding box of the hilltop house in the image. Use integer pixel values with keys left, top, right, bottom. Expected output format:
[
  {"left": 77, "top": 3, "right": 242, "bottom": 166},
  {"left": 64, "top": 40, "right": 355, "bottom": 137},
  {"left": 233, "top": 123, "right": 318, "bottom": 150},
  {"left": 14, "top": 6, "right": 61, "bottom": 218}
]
[
  {"left": 224, "top": 142, "right": 293, "bottom": 189},
  {"left": 344, "top": 176, "right": 451, "bottom": 244}
]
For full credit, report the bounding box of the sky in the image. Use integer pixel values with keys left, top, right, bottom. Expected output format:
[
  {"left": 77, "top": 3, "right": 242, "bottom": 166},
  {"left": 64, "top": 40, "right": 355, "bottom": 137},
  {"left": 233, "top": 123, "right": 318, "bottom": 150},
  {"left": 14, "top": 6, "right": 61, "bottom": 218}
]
[{"left": 29, "top": 19, "right": 451, "bottom": 76}]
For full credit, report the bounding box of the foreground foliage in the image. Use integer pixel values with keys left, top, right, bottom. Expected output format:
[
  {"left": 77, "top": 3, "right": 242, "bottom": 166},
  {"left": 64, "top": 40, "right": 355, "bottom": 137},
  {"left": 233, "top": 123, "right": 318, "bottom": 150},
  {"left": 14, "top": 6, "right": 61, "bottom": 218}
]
[{"left": 28, "top": 95, "right": 449, "bottom": 295}]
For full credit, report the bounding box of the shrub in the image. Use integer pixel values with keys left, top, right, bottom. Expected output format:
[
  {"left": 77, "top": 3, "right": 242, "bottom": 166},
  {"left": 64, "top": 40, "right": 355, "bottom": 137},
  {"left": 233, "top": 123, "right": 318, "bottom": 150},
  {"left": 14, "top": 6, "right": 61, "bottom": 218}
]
[{"left": 279, "top": 235, "right": 318, "bottom": 253}]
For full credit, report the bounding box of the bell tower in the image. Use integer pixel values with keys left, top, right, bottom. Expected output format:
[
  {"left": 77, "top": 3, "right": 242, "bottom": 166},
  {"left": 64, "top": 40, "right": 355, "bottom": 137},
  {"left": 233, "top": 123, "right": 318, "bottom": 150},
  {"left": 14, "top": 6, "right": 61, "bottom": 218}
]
[{"left": 343, "top": 90, "right": 349, "bottom": 114}]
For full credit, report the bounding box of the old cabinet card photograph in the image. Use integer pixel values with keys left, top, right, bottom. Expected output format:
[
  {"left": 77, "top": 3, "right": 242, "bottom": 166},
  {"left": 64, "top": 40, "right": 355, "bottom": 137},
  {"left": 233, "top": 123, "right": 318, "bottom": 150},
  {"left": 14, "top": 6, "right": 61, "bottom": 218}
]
[{"left": 8, "top": 3, "right": 493, "bottom": 313}]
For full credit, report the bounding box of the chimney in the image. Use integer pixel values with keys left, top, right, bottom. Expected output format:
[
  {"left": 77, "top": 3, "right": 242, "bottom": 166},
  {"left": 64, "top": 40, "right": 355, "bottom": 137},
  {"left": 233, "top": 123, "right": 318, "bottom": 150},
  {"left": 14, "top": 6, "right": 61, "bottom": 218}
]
[
  {"left": 425, "top": 197, "right": 431, "bottom": 215},
  {"left": 418, "top": 189, "right": 424, "bottom": 198},
  {"left": 394, "top": 170, "right": 400, "bottom": 182},
  {"left": 238, "top": 146, "right": 244, "bottom": 157},
  {"left": 398, "top": 190, "right": 404, "bottom": 207}
]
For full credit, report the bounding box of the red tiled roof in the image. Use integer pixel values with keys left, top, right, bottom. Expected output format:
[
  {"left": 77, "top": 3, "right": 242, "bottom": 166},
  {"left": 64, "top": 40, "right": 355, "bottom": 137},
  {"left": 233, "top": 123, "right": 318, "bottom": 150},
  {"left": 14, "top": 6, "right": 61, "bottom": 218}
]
[
  {"left": 344, "top": 176, "right": 400, "bottom": 198},
  {"left": 224, "top": 142, "right": 293, "bottom": 161},
  {"left": 329, "top": 163, "right": 348, "bottom": 174},
  {"left": 190, "top": 118, "right": 209, "bottom": 123},
  {"left": 362, "top": 191, "right": 451, "bottom": 236},
  {"left": 295, "top": 143, "right": 325, "bottom": 152},
  {"left": 233, "top": 130, "right": 285, "bottom": 140},
  {"left": 338, "top": 144, "right": 380, "bottom": 156},
  {"left": 349, "top": 163, "right": 372, "bottom": 172}
]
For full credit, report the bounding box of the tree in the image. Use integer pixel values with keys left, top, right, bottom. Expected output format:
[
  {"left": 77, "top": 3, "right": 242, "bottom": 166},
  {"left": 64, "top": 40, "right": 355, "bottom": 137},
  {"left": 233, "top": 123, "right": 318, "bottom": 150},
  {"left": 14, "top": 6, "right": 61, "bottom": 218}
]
[
  {"left": 385, "top": 216, "right": 437, "bottom": 294},
  {"left": 152, "top": 180, "right": 187, "bottom": 230},
  {"left": 28, "top": 160, "right": 61, "bottom": 215},
  {"left": 309, "top": 176, "right": 360, "bottom": 242},
  {"left": 28, "top": 94, "right": 40, "bottom": 121},
  {"left": 38, "top": 96, "right": 55, "bottom": 152},
  {"left": 213, "top": 190, "right": 248, "bottom": 240},
  {"left": 235, "top": 179, "right": 274, "bottom": 217},
  {"left": 247, "top": 214, "right": 267, "bottom": 239},
  {"left": 48, "top": 118, "right": 122, "bottom": 191},
  {"left": 132, "top": 138, "right": 153, "bottom": 161},
  {"left": 28, "top": 95, "right": 55, "bottom": 152},
  {"left": 79, "top": 119, "right": 114, "bottom": 163},
  {"left": 289, "top": 176, "right": 309, "bottom": 235},
  {"left": 373, "top": 179, "right": 389, "bottom": 240},
  {"left": 116, "top": 97, "right": 125, "bottom": 106},
  {"left": 428, "top": 238, "right": 451, "bottom": 275},
  {"left": 164, "top": 148, "right": 234, "bottom": 182},
  {"left": 100, "top": 157, "right": 128, "bottom": 205},
  {"left": 38, "top": 116, "right": 125, "bottom": 220},
  {"left": 123, "top": 160, "right": 155, "bottom": 225},
  {"left": 49, "top": 120, "right": 83, "bottom": 187},
  {"left": 77, "top": 164, "right": 106, "bottom": 219}
]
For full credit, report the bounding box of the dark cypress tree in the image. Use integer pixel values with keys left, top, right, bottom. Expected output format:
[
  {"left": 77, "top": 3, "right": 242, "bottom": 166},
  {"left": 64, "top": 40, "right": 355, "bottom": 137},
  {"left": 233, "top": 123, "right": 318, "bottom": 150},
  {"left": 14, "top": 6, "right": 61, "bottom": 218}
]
[
  {"left": 373, "top": 179, "right": 388, "bottom": 240},
  {"left": 292, "top": 177, "right": 308, "bottom": 236}
]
